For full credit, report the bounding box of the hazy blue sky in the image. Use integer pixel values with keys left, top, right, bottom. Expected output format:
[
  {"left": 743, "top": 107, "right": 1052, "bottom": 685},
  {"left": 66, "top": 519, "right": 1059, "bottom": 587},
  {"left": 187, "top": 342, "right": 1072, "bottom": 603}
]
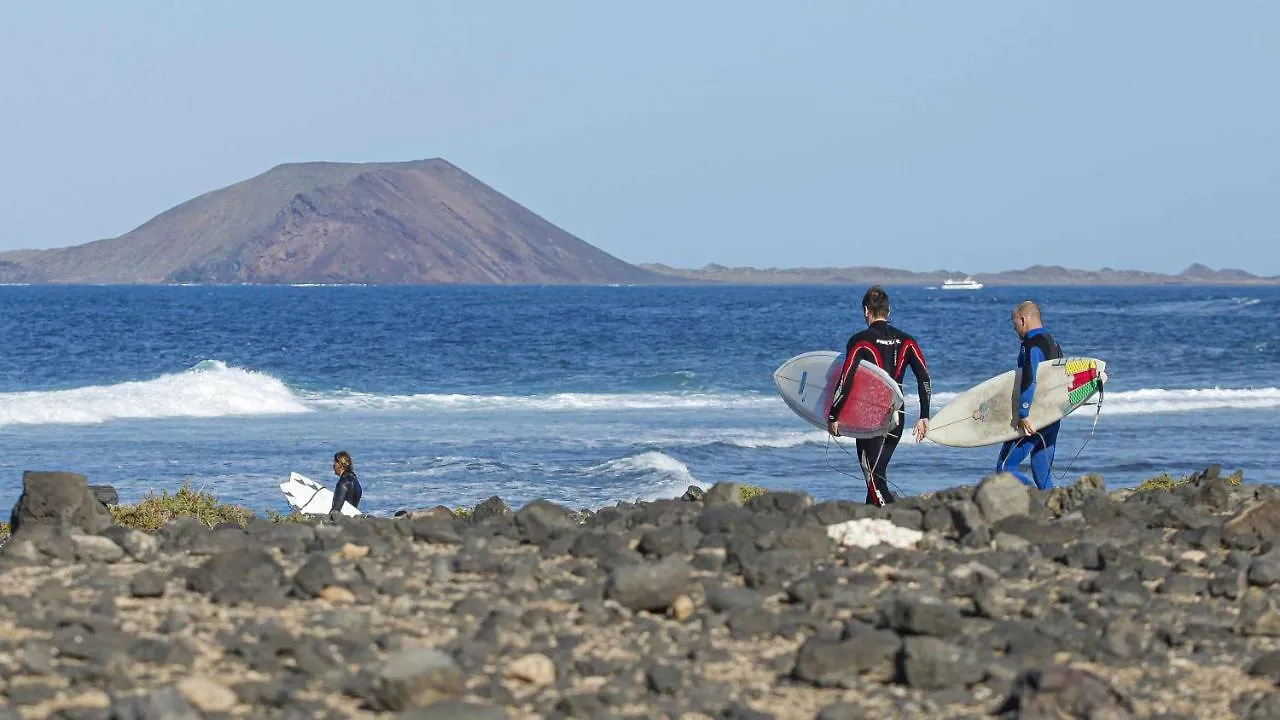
[{"left": 1, "top": 2, "right": 1276, "bottom": 274}]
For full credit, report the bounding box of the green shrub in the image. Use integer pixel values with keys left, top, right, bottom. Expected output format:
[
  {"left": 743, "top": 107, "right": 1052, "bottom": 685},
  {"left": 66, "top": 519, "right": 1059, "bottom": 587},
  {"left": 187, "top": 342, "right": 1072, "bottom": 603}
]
[
  {"left": 264, "top": 508, "right": 309, "bottom": 524},
  {"left": 1135, "top": 470, "right": 1242, "bottom": 492},
  {"left": 0, "top": 522, "right": 9, "bottom": 540},
  {"left": 739, "top": 484, "right": 767, "bottom": 503},
  {"left": 108, "top": 482, "right": 254, "bottom": 532}
]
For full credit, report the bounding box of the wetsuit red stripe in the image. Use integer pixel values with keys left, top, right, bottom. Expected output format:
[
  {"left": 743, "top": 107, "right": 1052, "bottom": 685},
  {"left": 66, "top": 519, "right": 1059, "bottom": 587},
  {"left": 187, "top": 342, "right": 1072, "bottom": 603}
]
[{"left": 895, "top": 339, "right": 927, "bottom": 381}]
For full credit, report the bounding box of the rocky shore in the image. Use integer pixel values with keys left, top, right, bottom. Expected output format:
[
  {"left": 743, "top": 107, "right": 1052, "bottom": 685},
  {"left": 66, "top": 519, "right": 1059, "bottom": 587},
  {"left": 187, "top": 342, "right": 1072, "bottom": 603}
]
[{"left": 1, "top": 466, "right": 1279, "bottom": 719}]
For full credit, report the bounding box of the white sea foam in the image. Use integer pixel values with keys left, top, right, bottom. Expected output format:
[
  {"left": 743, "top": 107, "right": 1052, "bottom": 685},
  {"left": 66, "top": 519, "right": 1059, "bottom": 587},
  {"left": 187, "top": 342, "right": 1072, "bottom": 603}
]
[
  {"left": 582, "top": 451, "right": 699, "bottom": 500},
  {"left": 0, "top": 359, "right": 1273, "bottom": 428},
  {"left": 302, "top": 389, "right": 774, "bottom": 413},
  {"left": 1098, "top": 386, "right": 1280, "bottom": 415},
  {"left": 918, "top": 387, "right": 1280, "bottom": 416},
  {"left": 0, "top": 360, "right": 308, "bottom": 427}
]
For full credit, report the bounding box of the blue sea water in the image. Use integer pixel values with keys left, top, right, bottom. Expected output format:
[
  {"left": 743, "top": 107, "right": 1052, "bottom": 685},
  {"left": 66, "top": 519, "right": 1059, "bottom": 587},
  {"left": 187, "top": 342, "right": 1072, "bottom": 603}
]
[{"left": 0, "top": 284, "right": 1276, "bottom": 516}]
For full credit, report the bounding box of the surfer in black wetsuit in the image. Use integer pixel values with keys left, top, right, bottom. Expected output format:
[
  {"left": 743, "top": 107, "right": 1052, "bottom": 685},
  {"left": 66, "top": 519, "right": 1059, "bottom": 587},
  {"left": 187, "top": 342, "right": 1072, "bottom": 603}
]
[
  {"left": 996, "top": 301, "right": 1063, "bottom": 490},
  {"left": 330, "top": 451, "right": 362, "bottom": 514},
  {"left": 827, "top": 286, "right": 932, "bottom": 506}
]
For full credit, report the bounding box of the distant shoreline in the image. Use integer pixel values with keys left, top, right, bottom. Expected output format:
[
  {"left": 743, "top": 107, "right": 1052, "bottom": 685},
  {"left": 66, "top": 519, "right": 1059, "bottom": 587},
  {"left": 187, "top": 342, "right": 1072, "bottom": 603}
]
[
  {"left": 635, "top": 262, "right": 1280, "bottom": 287},
  {"left": 0, "top": 279, "right": 1276, "bottom": 288}
]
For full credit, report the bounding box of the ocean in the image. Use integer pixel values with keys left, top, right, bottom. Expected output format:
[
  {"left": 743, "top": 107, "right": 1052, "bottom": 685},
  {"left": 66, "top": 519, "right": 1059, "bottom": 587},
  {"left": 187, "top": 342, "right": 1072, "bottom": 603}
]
[{"left": 1, "top": 284, "right": 1276, "bottom": 517}]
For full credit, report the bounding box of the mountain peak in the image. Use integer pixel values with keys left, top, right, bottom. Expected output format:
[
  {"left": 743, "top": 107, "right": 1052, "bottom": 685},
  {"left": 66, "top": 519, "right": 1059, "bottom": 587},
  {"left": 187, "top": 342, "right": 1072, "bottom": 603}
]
[{"left": 0, "top": 159, "right": 660, "bottom": 285}]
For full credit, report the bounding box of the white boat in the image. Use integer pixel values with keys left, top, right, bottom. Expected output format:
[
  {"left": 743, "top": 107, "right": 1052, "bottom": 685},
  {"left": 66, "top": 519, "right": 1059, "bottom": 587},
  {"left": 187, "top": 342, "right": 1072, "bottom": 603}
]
[{"left": 940, "top": 276, "right": 983, "bottom": 290}]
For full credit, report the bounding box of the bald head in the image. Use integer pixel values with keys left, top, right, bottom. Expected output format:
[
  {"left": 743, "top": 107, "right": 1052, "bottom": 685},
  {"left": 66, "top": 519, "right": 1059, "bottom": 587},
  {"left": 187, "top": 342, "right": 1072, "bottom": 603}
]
[
  {"left": 1011, "top": 301, "right": 1043, "bottom": 338},
  {"left": 1013, "top": 301, "right": 1042, "bottom": 322}
]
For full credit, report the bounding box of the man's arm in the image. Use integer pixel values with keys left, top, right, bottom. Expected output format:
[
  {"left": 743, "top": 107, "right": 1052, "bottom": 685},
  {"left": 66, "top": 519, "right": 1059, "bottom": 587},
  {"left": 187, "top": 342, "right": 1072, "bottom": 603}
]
[
  {"left": 902, "top": 339, "right": 931, "bottom": 419},
  {"left": 1018, "top": 345, "right": 1047, "bottom": 420}
]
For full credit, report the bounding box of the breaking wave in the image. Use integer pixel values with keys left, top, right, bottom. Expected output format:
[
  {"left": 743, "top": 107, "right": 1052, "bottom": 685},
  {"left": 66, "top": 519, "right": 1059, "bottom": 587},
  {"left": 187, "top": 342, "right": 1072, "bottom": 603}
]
[{"left": 0, "top": 360, "right": 1273, "bottom": 427}]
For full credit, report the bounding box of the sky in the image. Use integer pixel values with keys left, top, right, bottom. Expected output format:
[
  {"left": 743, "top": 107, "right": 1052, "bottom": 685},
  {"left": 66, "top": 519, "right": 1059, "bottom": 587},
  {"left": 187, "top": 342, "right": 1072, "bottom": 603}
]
[{"left": 1, "top": 1, "right": 1276, "bottom": 275}]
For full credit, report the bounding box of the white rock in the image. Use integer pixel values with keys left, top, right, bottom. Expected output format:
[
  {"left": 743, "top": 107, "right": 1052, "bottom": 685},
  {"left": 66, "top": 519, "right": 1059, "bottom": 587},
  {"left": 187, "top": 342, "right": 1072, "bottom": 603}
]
[
  {"left": 505, "top": 653, "right": 556, "bottom": 687},
  {"left": 178, "top": 676, "right": 238, "bottom": 713},
  {"left": 71, "top": 534, "right": 125, "bottom": 563},
  {"left": 119, "top": 530, "right": 159, "bottom": 561},
  {"left": 825, "top": 519, "right": 924, "bottom": 549}
]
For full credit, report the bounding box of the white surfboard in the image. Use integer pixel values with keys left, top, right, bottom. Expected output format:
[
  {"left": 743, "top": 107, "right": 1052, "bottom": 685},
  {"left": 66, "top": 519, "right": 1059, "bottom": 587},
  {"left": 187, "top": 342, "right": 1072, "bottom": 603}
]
[
  {"left": 280, "top": 471, "right": 362, "bottom": 516},
  {"left": 773, "top": 351, "right": 906, "bottom": 438},
  {"left": 925, "top": 357, "right": 1108, "bottom": 448}
]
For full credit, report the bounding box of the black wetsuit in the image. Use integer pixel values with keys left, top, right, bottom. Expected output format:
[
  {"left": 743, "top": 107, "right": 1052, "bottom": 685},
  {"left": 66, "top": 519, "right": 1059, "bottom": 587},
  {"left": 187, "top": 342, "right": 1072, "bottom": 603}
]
[
  {"left": 827, "top": 320, "right": 932, "bottom": 506},
  {"left": 331, "top": 469, "right": 362, "bottom": 513}
]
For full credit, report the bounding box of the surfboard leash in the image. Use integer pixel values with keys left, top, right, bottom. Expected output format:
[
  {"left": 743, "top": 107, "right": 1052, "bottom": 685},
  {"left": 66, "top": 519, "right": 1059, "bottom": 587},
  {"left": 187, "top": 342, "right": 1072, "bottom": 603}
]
[
  {"left": 824, "top": 427, "right": 909, "bottom": 502},
  {"left": 1049, "top": 376, "right": 1105, "bottom": 482}
]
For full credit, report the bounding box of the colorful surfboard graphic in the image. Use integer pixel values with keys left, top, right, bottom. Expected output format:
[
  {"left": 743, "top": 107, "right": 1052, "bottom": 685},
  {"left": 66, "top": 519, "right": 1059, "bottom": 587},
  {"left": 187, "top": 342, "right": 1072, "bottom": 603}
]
[{"left": 1065, "top": 359, "right": 1102, "bottom": 406}]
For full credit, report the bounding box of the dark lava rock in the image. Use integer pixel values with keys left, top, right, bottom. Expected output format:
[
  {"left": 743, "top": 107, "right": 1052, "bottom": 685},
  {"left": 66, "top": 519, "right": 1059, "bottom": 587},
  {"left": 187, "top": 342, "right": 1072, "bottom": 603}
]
[
  {"left": 704, "top": 481, "right": 745, "bottom": 507},
  {"left": 88, "top": 484, "right": 118, "bottom": 507},
  {"left": 1175, "top": 465, "right": 1233, "bottom": 512},
  {"left": 998, "top": 665, "right": 1135, "bottom": 719},
  {"left": 186, "top": 549, "right": 286, "bottom": 606},
  {"left": 606, "top": 557, "right": 692, "bottom": 613},
  {"left": 1248, "top": 550, "right": 1280, "bottom": 587},
  {"left": 645, "top": 663, "right": 684, "bottom": 696},
  {"left": 154, "top": 516, "right": 211, "bottom": 553},
  {"left": 974, "top": 473, "right": 1031, "bottom": 524},
  {"left": 1093, "top": 616, "right": 1150, "bottom": 660},
  {"left": 697, "top": 504, "right": 754, "bottom": 535},
  {"left": 637, "top": 525, "right": 701, "bottom": 558},
  {"left": 129, "top": 569, "right": 167, "bottom": 598},
  {"left": 292, "top": 552, "right": 337, "bottom": 598},
  {"left": 898, "top": 636, "right": 984, "bottom": 690},
  {"left": 992, "top": 515, "right": 1077, "bottom": 544},
  {"left": 1240, "top": 693, "right": 1280, "bottom": 720},
  {"left": 471, "top": 496, "right": 513, "bottom": 524},
  {"left": 1238, "top": 589, "right": 1280, "bottom": 636},
  {"left": 1043, "top": 474, "right": 1106, "bottom": 517},
  {"left": 706, "top": 583, "right": 765, "bottom": 613},
  {"left": 8, "top": 470, "right": 113, "bottom": 538},
  {"left": 769, "top": 524, "right": 833, "bottom": 555},
  {"left": 816, "top": 703, "right": 870, "bottom": 720},
  {"left": 1224, "top": 499, "right": 1280, "bottom": 545},
  {"left": 99, "top": 526, "right": 159, "bottom": 562},
  {"left": 411, "top": 517, "right": 462, "bottom": 545},
  {"left": 515, "top": 499, "right": 580, "bottom": 544},
  {"left": 133, "top": 637, "right": 196, "bottom": 669},
  {"left": 792, "top": 623, "right": 900, "bottom": 687},
  {"left": 1247, "top": 650, "right": 1280, "bottom": 683},
  {"left": 737, "top": 548, "right": 814, "bottom": 591},
  {"left": 889, "top": 596, "right": 964, "bottom": 637},
  {"left": 368, "top": 646, "right": 466, "bottom": 711},
  {"left": 681, "top": 485, "right": 706, "bottom": 502},
  {"left": 4, "top": 681, "right": 66, "bottom": 706},
  {"left": 571, "top": 534, "right": 640, "bottom": 575},
  {"left": 727, "top": 607, "right": 777, "bottom": 640},
  {"left": 398, "top": 701, "right": 510, "bottom": 719},
  {"left": 720, "top": 704, "right": 776, "bottom": 720},
  {"left": 555, "top": 694, "right": 605, "bottom": 719},
  {"left": 1157, "top": 573, "right": 1209, "bottom": 597},
  {"left": 1062, "top": 542, "right": 1103, "bottom": 570},
  {"left": 110, "top": 685, "right": 201, "bottom": 720},
  {"left": 747, "top": 490, "right": 814, "bottom": 515}
]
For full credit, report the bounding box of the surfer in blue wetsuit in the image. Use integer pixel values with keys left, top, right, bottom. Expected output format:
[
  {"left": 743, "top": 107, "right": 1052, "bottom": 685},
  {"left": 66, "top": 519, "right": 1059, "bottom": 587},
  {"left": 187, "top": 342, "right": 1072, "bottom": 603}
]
[
  {"left": 330, "top": 451, "right": 362, "bottom": 514},
  {"left": 827, "top": 286, "right": 932, "bottom": 507},
  {"left": 996, "top": 301, "right": 1063, "bottom": 490}
]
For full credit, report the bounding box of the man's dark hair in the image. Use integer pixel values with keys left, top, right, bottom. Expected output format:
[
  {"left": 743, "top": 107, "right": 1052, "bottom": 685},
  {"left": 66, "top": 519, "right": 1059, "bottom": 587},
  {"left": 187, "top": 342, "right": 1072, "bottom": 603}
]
[{"left": 862, "top": 285, "right": 891, "bottom": 319}]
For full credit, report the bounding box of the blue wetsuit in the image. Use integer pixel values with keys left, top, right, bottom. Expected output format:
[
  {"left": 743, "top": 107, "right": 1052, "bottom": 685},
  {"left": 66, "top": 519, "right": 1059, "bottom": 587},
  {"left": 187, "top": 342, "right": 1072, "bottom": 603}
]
[{"left": 995, "top": 327, "right": 1062, "bottom": 490}]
